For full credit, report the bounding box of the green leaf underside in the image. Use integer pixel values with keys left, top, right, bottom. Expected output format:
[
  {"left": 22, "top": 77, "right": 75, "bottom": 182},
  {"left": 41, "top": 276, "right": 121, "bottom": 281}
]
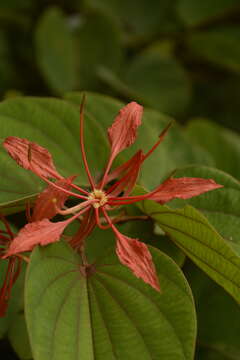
[
  {"left": 25, "top": 241, "right": 196, "bottom": 360},
  {"left": 168, "top": 166, "right": 240, "bottom": 246},
  {"left": 137, "top": 198, "right": 240, "bottom": 304}
]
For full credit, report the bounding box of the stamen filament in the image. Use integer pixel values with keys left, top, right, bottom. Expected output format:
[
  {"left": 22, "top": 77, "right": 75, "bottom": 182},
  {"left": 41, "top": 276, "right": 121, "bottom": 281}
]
[
  {"left": 95, "top": 208, "right": 111, "bottom": 230},
  {"left": 99, "top": 154, "right": 114, "bottom": 190},
  {"left": 80, "top": 95, "right": 95, "bottom": 190},
  {"left": 0, "top": 215, "right": 14, "bottom": 239},
  {"left": 54, "top": 199, "right": 97, "bottom": 215},
  {"left": 29, "top": 167, "right": 89, "bottom": 200},
  {"left": 142, "top": 121, "right": 173, "bottom": 162}
]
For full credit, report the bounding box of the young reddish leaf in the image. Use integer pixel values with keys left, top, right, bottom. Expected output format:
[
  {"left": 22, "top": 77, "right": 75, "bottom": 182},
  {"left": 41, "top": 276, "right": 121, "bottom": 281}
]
[
  {"left": 108, "top": 102, "right": 143, "bottom": 160},
  {"left": 4, "top": 218, "right": 71, "bottom": 257},
  {"left": 149, "top": 177, "right": 223, "bottom": 204},
  {"left": 3, "top": 136, "right": 61, "bottom": 179},
  {"left": 115, "top": 231, "right": 160, "bottom": 291},
  {"left": 31, "top": 176, "right": 76, "bottom": 221}
]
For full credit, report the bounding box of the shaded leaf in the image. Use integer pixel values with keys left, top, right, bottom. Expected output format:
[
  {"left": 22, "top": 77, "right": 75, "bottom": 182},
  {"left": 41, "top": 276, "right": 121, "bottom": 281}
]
[
  {"left": 8, "top": 313, "right": 32, "bottom": 359},
  {"left": 74, "top": 11, "right": 123, "bottom": 90},
  {"left": 102, "top": 51, "right": 191, "bottom": 116},
  {"left": 84, "top": 0, "right": 176, "bottom": 42},
  {"left": 186, "top": 262, "right": 240, "bottom": 360},
  {"left": 177, "top": 0, "right": 240, "bottom": 26},
  {"left": 185, "top": 118, "right": 240, "bottom": 180},
  {"left": 35, "top": 7, "right": 76, "bottom": 93},
  {"left": 187, "top": 27, "right": 240, "bottom": 73}
]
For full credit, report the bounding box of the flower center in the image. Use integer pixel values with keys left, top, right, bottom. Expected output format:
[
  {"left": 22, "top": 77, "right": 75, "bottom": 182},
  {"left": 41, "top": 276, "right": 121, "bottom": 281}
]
[{"left": 88, "top": 189, "right": 108, "bottom": 208}]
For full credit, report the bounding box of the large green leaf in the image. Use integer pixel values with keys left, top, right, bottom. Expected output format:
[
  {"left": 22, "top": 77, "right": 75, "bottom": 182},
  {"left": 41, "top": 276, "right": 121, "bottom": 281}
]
[
  {"left": 185, "top": 119, "right": 240, "bottom": 179},
  {"left": 35, "top": 7, "right": 76, "bottom": 93},
  {"left": 137, "top": 196, "right": 240, "bottom": 304},
  {"left": 168, "top": 166, "right": 240, "bottom": 245},
  {"left": 186, "top": 27, "right": 240, "bottom": 73},
  {"left": 25, "top": 241, "right": 196, "bottom": 360},
  {"left": 177, "top": 0, "right": 240, "bottom": 26}
]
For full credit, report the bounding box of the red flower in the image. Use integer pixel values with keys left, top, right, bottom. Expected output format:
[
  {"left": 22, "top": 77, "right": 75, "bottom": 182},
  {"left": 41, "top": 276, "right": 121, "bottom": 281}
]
[{"left": 3, "top": 98, "right": 223, "bottom": 291}]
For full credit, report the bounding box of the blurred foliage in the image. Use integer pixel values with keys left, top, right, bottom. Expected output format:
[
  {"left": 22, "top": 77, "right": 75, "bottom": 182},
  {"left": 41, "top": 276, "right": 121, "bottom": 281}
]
[{"left": 0, "top": 0, "right": 240, "bottom": 132}]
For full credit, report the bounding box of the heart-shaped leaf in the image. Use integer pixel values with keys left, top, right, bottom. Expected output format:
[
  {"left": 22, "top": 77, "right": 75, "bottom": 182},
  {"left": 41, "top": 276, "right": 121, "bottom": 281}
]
[{"left": 25, "top": 241, "right": 196, "bottom": 360}]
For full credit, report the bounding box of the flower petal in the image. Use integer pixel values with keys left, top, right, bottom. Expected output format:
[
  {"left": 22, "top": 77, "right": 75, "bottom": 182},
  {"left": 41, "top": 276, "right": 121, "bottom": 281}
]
[
  {"left": 3, "top": 136, "right": 61, "bottom": 179},
  {"left": 115, "top": 231, "right": 160, "bottom": 291},
  {"left": 149, "top": 177, "right": 223, "bottom": 204},
  {"left": 107, "top": 150, "right": 143, "bottom": 198},
  {"left": 31, "top": 176, "right": 76, "bottom": 221},
  {"left": 3, "top": 218, "right": 71, "bottom": 257},
  {"left": 108, "top": 102, "right": 143, "bottom": 160}
]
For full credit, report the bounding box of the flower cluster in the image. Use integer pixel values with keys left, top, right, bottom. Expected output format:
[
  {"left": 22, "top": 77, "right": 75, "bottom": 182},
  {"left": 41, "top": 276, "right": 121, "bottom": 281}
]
[{"left": 0, "top": 98, "right": 222, "bottom": 315}]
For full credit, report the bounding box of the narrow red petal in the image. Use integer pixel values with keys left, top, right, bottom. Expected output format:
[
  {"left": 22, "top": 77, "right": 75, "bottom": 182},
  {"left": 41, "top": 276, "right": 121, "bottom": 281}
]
[
  {"left": 108, "top": 102, "right": 143, "bottom": 160},
  {"left": 3, "top": 218, "right": 71, "bottom": 257},
  {"left": 3, "top": 137, "right": 61, "bottom": 179},
  {"left": 107, "top": 151, "right": 143, "bottom": 198},
  {"left": 115, "top": 231, "right": 160, "bottom": 291},
  {"left": 31, "top": 176, "right": 76, "bottom": 221},
  {"left": 149, "top": 177, "right": 223, "bottom": 204},
  {"left": 105, "top": 150, "right": 142, "bottom": 184},
  {"left": 70, "top": 209, "right": 96, "bottom": 249}
]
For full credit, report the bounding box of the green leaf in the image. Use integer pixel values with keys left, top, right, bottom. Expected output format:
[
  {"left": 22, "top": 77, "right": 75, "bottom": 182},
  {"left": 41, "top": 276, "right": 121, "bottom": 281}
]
[
  {"left": 186, "top": 263, "right": 240, "bottom": 360},
  {"left": 177, "top": 0, "right": 240, "bottom": 26},
  {"left": 168, "top": 166, "right": 240, "bottom": 245},
  {"left": 8, "top": 313, "right": 32, "bottom": 359},
  {"left": 137, "top": 197, "right": 240, "bottom": 304},
  {"left": 187, "top": 27, "right": 240, "bottom": 73},
  {"left": 186, "top": 118, "right": 240, "bottom": 179},
  {"left": 74, "top": 11, "right": 123, "bottom": 90},
  {"left": 84, "top": 0, "right": 176, "bottom": 43},
  {"left": 35, "top": 7, "right": 76, "bottom": 93},
  {"left": 25, "top": 241, "right": 196, "bottom": 360},
  {"left": 102, "top": 50, "right": 191, "bottom": 116}
]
